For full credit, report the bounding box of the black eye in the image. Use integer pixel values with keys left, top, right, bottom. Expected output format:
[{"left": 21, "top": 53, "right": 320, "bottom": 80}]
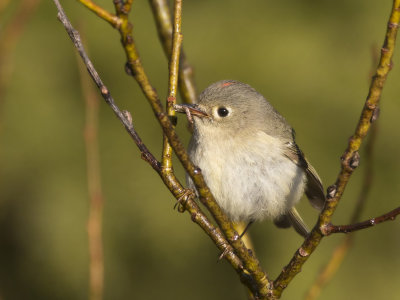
[{"left": 217, "top": 107, "right": 229, "bottom": 117}]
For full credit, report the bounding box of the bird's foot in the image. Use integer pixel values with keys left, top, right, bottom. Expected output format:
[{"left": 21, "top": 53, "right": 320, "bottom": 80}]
[{"left": 174, "top": 188, "right": 196, "bottom": 212}]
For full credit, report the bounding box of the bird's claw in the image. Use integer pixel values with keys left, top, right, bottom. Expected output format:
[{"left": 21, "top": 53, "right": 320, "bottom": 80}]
[{"left": 174, "top": 188, "right": 196, "bottom": 212}]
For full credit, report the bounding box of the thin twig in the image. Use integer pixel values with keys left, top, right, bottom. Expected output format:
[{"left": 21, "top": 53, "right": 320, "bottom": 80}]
[
  {"left": 119, "top": 5, "right": 271, "bottom": 294},
  {"left": 78, "top": 0, "right": 121, "bottom": 28},
  {"left": 115, "top": 0, "right": 270, "bottom": 292},
  {"left": 273, "top": 1, "right": 400, "bottom": 298},
  {"left": 304, "top": 121, "right": 378, "bottom": 300},
  {"left": 79, "top": 0, "right": 271, "bottom": 294},
  {"left": 53, "top": 0, "right": 257, "bottom": 293},
  {"left": 75, "top": 29, "right": 104, "bottom": 300},
  {"left": 54, "top": 0, "right": 160, "bottom": 171},
  {"left": 149, "top": 0, "right": 197, "bottom": 104},
  {"left": 161, "top": 0, "right": 182, "bottom": 171},
  {"left": 324, "top": 206, "right": 400, "bottom": 234},
  {"left": 74, "top": 2, "right": 235, "bottom": 251}
]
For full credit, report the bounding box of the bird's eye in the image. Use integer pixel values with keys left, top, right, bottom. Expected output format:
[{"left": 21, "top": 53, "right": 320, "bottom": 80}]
[{"left": 217, "top": 107, "right": 229, "bottom": 117}]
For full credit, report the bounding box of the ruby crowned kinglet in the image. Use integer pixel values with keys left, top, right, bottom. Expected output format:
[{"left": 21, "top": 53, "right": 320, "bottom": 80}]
[{"left": 174, "top": 80, "right": 325, "bottom": 237}]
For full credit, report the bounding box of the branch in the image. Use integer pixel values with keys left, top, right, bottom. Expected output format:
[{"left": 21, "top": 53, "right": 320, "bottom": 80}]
[
  {"left": 304, "top": 120, "right": 378, "bottom": 300},
  {"left": 123, "top": 0, "right": 134, "bottom": 14},
  {"left": 73, "top": 3, "right": 237, "bottom": 256},
  {"left": 324, "top": 206, "right": 400, "bottom": 235},
  {"left": 123, "top": 15, "right": 271, "bottom": 297},
  {"left": 75, "top": 32, "right": 104, "bottom": 300},
  {"left": 161, "top": 0, "right": 182, "bottom": 172},
  {"left": 53, "top": 0, "right": 260, "bottom": 294},
  {"left": 55, "top": 0, "right": 160, "bottom": 171},
  {"left": 79, "top": 0, "right": 271, "bottom": 294},
  {"left": 149, "top": 0, "right": 197, "bottom": 104},
  {"left": 78, "top": 0, "right": 121, "bottom": 28},
  {"left": 114, "top": 0, "right": 134, "bottom": 16},
  {"left": 273, "top": 1, "right": 400, "bottom": 297}
]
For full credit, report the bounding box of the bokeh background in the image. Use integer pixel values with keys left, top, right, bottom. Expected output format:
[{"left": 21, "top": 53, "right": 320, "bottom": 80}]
[{"left": 1, "top": 0, "right": 399, "bottom": 299}]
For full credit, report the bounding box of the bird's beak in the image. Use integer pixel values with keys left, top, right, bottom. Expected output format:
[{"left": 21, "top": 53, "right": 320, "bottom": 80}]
[{"left": 174, "top": 103, "right": 209, "bottom": 118}]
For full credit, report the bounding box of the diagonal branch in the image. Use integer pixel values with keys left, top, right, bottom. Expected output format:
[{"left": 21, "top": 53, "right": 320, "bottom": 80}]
[
  {"left": 78, "top": 0, "right": 121, "bottom": 28},
  {"left": 110, "top": 0, "right": 271, "bottom": 294},
  {"left": 55, "top": 1, "right": 160, "bottom": 172},
  {"left": 78, "top": 0, "right": 271, "bottom": 294},
  {"left": 273, "top": 1, "right": 400, "bottom": 298},
  {"left": 53, "top": 0, "right": 260, "bottom": 294},
  {"left": 304, "top": 120, "right": 378, "bottom": 300}
]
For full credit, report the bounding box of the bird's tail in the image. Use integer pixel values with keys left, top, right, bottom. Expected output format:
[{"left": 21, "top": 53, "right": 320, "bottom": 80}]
[{"left": 274, "top": 207, "right": 310, "bottom": 238}]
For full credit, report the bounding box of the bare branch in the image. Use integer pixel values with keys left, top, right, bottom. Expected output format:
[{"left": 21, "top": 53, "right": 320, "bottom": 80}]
[
  {"left": 56, "top": 1, "right": 400, "bottom": 298},
  {"left": 78, "top": 0, "right": 121, "bottom": 28},
  {"left": 273, "top": 1, "right": 400, "bottom": 297},
  {"left": 54, "top": 0, "right": 160, "bottom": 172},
  {"left": 161, "top": 0, "right": 183, "bottom": 171},
  {"left": 304, "top": 120, "right": 378, "bottom": 300},
  {"left": 53, "top": 0, "right": 259, "bottom": 293},
  {"left": 100, "top": 0, "right": 272, "bottom": 293},
  {"left": 323, "top": 206, "right": 400, "bottom": 235},
  {"left": 149, "top": 0, "right": 197, "bottom": 104}
]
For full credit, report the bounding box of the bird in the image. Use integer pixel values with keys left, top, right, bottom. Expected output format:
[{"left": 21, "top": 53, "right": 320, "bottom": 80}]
[{"left": 174, "top": 80, "right": 325, "bottom": 237}]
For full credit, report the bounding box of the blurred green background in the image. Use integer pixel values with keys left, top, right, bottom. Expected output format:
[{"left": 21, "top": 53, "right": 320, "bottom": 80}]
[{"left": 1, "top": 0, "right": 399, "bottom": 299}]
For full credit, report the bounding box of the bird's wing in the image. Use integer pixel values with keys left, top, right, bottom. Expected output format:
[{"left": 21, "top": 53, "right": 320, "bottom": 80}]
[{"left": 283, "top": 141, "right": 326, "bottom": 211}]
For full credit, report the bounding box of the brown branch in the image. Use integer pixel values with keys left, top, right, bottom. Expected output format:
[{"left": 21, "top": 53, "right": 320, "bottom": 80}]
[
  {"left": 75, "top": 32, "right": 104, "bottom": 300},
  {"left": 79, "top": 0, "right": 271, "bottom": 294},
  {"left": 54, "top": 0, "right": 400, "bottom": 298},
  {"left": 149, "top": 0, "right": 197, "bottom": 104},
  {"left": 272, "top": 1, "right": 400, "bottom": 298},
  {"left": 53, "top": 0, "right": 260, "bottom": 294},
  {"left": 348, "top": 123, "right": 377, "bottom": 224},
  {"left": 73, "top": 4, "right": 238, "bottom": 256},
  {"left": 304, "top": 121, "right": 378, "bottom": 300},
  {"left": 324, "top": 206, "right": 400, "bottom": 235},
  {"left": 54, "top": 0, "right": 160, "bottom": 172}
]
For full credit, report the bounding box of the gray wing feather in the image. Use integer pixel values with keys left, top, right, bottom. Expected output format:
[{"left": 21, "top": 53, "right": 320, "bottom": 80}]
[
  {"left": 283, "top": 142, "right": 326, "bottom": 211},
  {"left": 304, "top": 159, "right": 325, "bottom": 210}
]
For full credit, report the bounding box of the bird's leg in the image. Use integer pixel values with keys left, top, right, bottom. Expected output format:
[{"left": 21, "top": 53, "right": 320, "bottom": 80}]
[{"left": 239, "top": 220, "right": 254, "bottom": 238}]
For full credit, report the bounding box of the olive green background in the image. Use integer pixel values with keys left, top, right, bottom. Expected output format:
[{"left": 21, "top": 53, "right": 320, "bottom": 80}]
[{"left": 1, "top": 1, "right": 399, "bottom": 299}]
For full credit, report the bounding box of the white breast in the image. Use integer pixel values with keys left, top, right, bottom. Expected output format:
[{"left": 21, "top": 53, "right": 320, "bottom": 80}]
[{"left": 188, "top": 130, "right": 306, "bottom": 222}]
